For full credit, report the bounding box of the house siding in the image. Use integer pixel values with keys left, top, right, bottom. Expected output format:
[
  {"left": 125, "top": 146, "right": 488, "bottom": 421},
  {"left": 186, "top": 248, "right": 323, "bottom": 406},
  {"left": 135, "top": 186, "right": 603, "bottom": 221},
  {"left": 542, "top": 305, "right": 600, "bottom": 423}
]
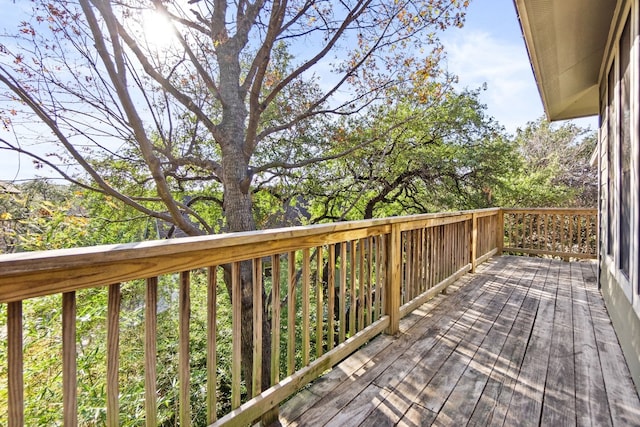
[
  {"left": 598, "top": 0, "right": 640, "bottom": 395},
  {"left": 601, "top": 263, "right": 640, "bottom": 394}
]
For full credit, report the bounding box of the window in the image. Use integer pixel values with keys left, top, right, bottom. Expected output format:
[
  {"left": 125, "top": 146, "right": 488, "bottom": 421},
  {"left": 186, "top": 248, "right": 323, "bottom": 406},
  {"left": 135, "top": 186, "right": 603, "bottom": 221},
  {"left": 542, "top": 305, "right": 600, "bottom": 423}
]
[
  {"left": 607, "top": 63, "right": 616, "bottom": 257},
  {"left": 619, "top": 15, "right": 632, "bottom": 278}
]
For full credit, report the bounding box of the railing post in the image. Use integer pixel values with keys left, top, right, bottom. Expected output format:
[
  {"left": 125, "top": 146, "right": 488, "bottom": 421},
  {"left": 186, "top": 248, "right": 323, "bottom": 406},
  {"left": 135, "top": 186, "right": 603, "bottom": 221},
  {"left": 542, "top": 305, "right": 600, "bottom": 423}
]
[
  {"left": 385, "top": 224, "right": 401, "bottom": 335},
  {"left": 470, "top": 212, "right": 478, "bottom": 272},
  {"left": 497, "top": 209, "right": 504, "bottom": 256},
  {"left": 8, "top": 301, "right": 23, "bottom": 427},
  {"left": 106, "top": 284, "right": 120, "bottom": 427}
]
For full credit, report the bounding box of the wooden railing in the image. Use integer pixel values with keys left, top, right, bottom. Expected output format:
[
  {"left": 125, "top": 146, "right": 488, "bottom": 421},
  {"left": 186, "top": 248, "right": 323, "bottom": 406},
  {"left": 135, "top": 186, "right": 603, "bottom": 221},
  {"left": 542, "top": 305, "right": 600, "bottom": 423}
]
[
  {"left": 501, "top": 208, "right": 597, "bottom": 259},
  {"left": 0, "top": 207, "right": 596, "bottom": 426}
]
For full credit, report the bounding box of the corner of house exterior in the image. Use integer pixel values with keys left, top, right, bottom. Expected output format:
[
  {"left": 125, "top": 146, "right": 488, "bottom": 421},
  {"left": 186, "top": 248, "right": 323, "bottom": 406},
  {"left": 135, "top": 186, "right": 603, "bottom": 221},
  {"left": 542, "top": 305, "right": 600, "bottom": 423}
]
[{"left": 600, "top": 262, "right": 640, "bottom": 396}]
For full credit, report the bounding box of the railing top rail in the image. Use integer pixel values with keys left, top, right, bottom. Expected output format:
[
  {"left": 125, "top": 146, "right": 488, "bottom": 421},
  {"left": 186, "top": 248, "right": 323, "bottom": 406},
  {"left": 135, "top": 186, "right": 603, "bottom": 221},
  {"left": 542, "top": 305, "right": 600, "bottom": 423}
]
[
  {"left": 0, "top": 208, "right": 499, "bottom": 303},
  {"left": 502, "top": 207, "right": 597, "bottom": 214}
]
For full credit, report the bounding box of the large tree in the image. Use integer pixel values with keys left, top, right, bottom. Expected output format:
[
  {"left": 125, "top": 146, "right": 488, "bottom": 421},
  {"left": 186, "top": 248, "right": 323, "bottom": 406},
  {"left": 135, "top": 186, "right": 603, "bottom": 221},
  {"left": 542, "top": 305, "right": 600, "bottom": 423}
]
[
  {"left": 301, "top": 86, "right": 517, "bottom": 221},
  {"left": 0, "top": 0, "right": 469, "bottom": 407},
  {"left": 495, "top": 117, "right": 597, "bottom": 208}
]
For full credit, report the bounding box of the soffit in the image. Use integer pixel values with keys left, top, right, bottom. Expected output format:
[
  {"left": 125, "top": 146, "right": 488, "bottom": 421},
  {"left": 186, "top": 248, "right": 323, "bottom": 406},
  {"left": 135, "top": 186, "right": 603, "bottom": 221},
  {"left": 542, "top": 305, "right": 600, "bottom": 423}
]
[{"left": 513, "top": 0, "right": 617, "bottom": 120}]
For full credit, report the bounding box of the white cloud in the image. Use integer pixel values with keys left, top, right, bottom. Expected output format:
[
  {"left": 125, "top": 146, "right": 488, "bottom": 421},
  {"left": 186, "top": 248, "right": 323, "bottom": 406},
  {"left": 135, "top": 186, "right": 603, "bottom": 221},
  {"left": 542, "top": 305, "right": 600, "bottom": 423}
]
[{"left": 443, "top": 29, "right": 546, "bottom": 134}]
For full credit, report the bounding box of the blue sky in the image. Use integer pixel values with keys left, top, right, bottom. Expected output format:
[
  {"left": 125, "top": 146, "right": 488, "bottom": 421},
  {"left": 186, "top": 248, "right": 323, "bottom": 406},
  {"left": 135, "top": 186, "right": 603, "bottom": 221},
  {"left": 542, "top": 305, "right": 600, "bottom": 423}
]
[
  {"left": 0, "top": 0, "right": 598, "bottom": 181},
  {"left": 442, "top": 0, "right": 597, "bottom": 133}
]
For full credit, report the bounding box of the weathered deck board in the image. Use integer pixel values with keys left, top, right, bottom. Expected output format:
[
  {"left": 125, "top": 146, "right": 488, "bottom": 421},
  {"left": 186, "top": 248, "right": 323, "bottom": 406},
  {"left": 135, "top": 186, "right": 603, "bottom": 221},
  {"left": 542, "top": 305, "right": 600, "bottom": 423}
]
[
  {"left": 571, "top": 261, "right": 612, "bottom": 427},
  {"left": 467, "top": 259, "right": 550, "bottom": 426},
  {"left": 279, "top": 256, "right": 640, "bottom": 427}
]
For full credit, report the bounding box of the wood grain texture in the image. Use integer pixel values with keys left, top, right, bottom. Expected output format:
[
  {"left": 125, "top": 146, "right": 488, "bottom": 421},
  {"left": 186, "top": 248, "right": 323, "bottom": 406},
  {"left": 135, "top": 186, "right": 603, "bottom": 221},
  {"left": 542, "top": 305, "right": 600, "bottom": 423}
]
[
  {"left": 8, "top": 301, "right": 23, "bottom": 427},
  {"left": 63, "top": 292, "right": 78, "bottom": 427},
  {"left": 145, "top": 277, "right": 158, "bottom": 427},
  {"left": 328, "top": 244, "right": 336, "bottom": 351},
  {"left": 106, "top": 284, "right": 120, "bottom": 427},
  {"left": 385, "top": 224, "right": 401, "bottom": 335},
  {"left": 570, "top": 262, "right": 612, "bottom": 427},
  {"left": 302, "top": 249, "right": 310, "bottom": 366},
  {"left": 471, "top": 213, "right": 478, "bottom": 272},
  {"left": 213, "top": 317, "right": 390, "bottom": 427},
  {"left": 271, "top": 255, "right": 281, "bottom": 385},
  {"left": 231, "top": 263, "right": 241, "bottom": 409},
  {"left": 0, "top": 210, "right": 503, "bottom": 304},
  {"left": 349, "top": 241, "right": 356, "bottom": 337},
  {"left": 207, "top": 267, "right": 217, "bottom": 424},
  {"left": 280, "top": 257, "right": 640, "bottom": 427},
  {"left": 339, "top": 242, "right": 347, "bottom": 344},
  {"left": 252, "top": 258, "right": 263, "bottom": 396},
  {"left": 315, "top": 248, "right": 323, "bottom": 358},
  {"left": 1, "top": 208, "right": 606, "bottom": 426},
  {"left": 287, "top": 251, "right": 296, "bottom": 376},
  {"left": 179, "top": 271, "right": 191, "bottom": 427}
]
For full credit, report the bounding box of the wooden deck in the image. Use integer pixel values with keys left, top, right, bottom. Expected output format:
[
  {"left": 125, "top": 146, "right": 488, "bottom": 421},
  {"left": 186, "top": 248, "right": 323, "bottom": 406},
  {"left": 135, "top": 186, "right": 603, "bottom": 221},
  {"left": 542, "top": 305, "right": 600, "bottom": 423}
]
[{"left": 278, "top": 256, "right": 640, "bottom": 426}]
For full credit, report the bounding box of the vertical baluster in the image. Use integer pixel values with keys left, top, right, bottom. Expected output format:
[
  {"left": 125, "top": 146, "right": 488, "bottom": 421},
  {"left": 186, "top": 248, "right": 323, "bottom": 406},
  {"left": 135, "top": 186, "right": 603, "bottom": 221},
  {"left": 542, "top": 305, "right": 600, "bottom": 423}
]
[
  {"left": 415, "top": 229, "right": 421, "bottom": 295},
  {"left": 145, "top": 278, "right": 158, "bottom": 427},
  {"left": 439, "top": 226, "right": 445, "bottom": 282},
  {"left": 358, "top": 238, "right": 365, "bottom": 331},
  {"left": 328, "top": 245, "right": 335, "bottom": 350},
  {"left": 586, "top": 215, "right": 592, "bottom": 254},
  {"left": 179, "top": 271, "right": 191, "bottom": 426},
  {"left": 8, "top": 301, "right": 23, "bottom": 427},
  {"left": 373, "top": 237, "right": 381, "bottom": 322},
  {"left": 551, "top": 214, "right": 557, "bottom": 253},
  {"left": 460, "top": 221, "right": 465, "bottom": 268},
  {"left": 380, "top": 234, "right": 387, "bottom": 321},
  {"left": 529, "top": 213, "right": 534, "bottom": 249},
  {"left": 349, "top": 240, "right": 356, "bottom": 337},
  {"left": 461, "top": 221, "right": 467, "bottom": 268},
  {"left": 543, "top": 214, "right": 549, "bottom": 253},
  {"left": 559, "top": 214, "right": 564, "bottom": 254},
  {"left": 441, "top": 226, "right": 447, "bottom": 279},
  {"left": 443, "top": 225, "right": 449, "bottom": 277},
  {"left": 430, "top": 227, "right": 436, "bottom": 285},
  {"left": 315, "top": 247, "right": 324, "bottom": 357},
  {"left": 455, "top": 222, "right": 461, "bottom": 270},
  {"left": 467, "top": 220, "right": 472, "bottom": 266},
  {"left": 508, "top": 213, "right": 514, "bottom": 252},
  {"left": 411, "top": 230, "right": 417, "bottom": 299},
  {"left": 432, "top": 228, "right": 438, "bottom": 285},
  {"left": 271, "top": 255, "right": 281, "bottom": 385},
  {"left": 231, "top": 263, "right": 242, "bottom": 409},
  {"left": 207, "top": 267, "right": 217, "bottom": 423},
  {"left": 431, "top": 227, "right": 436, "bottom": 287},
  {"left": 404, "top": 232, "right": 411, "bottom": 302},
  {"left": 287, "top": 252, "right": 296, "bottom": 376},
  {"left": 585, "top": 214, "right": 589, "bottom": 254},
  {"left": 450, "top": 223, "right": 456, "bottom": 273},
  {"left": 577, "top": 215, "right": 583, "bottom": 254},
  {"left": 471, "top": 215, "right": 478, "bottom": 272},
  {"left": 496, "top": 213, "right": 500, "bottom": 250},
  {"left": 386, "top": 224, "right": 401, "bottom": 335},
  {"left": 339, "top": 242, "right": 347, "bottom": 344},
  {"left": 422, "top": 228, "right": 428, "bottom": 292},
  {"left": 536, "top": 213, "right": 541, "bottom": 250},
  {"left": 568, "top": 214, "right": 574, "bottom": 255},
  {"left": 252, "top": 258, "right": 263, "bottom": 396},
  {"left": 302, "top": 250, "right": 310, "bottom": 366},
  {"left": 367, "top": 237, "right": 373, "bottom": 327},
  {"left": 453, "top": 223, "right": 458, "bottom": 271},
  {"left": 584, "top": 214, "right": 589, "bottom": 254},
  {"left": 519, "top": 213, "right": 525, "bottom": 250},
  {"left": 107, "top": 284, "right": 120, "bottom": 427},
  {"left": 63, "top": 292, "right": 77, "bottom": 427}
]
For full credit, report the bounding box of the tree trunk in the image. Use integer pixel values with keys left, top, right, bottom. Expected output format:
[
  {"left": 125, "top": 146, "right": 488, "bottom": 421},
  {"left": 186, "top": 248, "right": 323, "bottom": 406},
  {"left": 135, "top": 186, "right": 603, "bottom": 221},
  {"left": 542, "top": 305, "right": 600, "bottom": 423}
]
[
  {"left": 216, "top": 38, "right": 277, "bottom": 422},
  {"left": 218, "top": 94, "right": 275, "bottom": 426}
]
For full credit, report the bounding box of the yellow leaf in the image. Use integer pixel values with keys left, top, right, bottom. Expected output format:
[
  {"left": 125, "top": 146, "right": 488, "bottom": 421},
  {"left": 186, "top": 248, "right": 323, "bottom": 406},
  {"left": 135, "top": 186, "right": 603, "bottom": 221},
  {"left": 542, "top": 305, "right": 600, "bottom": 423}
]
[{"left": 0, "top": 212, "right": 12, "bottom": 220}]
